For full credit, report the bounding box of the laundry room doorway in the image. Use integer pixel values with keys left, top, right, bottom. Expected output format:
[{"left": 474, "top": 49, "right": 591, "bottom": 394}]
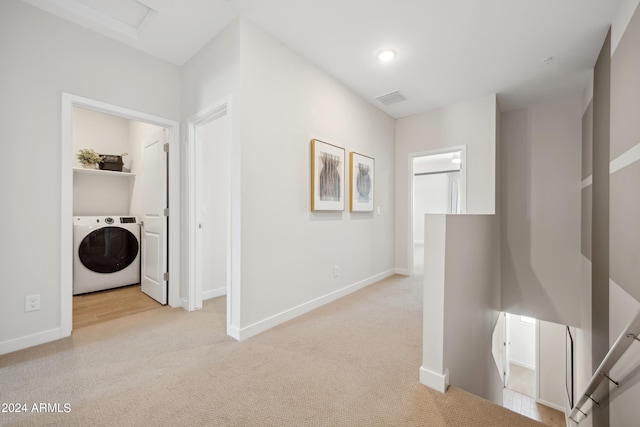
[{"left": 60, "top": 93, "right": 181, "bottom": 335}]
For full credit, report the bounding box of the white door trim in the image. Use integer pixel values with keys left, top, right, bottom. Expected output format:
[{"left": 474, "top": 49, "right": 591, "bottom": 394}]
[
  {"left": 408, "top": 146, "right": 467, "bottom": 276},
  {"left": 187, "top": 97, "right": 240, "bottom": 340},
  {"left": 60, "top": 93, "right": 180, "bottom": 337}
]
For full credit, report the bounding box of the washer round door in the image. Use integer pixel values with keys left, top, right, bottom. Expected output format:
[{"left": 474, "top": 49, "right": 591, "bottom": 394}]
[{"left": 78, "top": 226, "right": 139, "bottom": 274}]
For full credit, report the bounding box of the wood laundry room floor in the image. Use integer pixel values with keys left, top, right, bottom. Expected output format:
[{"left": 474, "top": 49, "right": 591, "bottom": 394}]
[{"left": 73, "top": 284, "right": 163, "bottom": 329}]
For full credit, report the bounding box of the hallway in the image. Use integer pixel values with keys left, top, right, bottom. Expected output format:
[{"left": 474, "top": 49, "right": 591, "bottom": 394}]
[{"left": 1, "top": 275, "right": 544, "bottom": 426}]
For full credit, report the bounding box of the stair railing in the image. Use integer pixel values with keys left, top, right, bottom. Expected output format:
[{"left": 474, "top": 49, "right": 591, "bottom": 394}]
[{"left": 568, "top": 310, "right": 640, "bottom": 425}]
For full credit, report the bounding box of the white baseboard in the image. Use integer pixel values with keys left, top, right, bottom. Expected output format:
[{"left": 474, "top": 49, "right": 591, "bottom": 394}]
[
  {"left": 0, "top": 328, "right": 65, "bottom": 356},
  {"left": 510, "top": 359, "right": 535, "bottom": 371},
  {"left": 181, "top": 288, "right": 226, "bottom": 311},
  {"left": 395, "top": 268, "right": 410, "bottom": 276},
  {"left": 236, "top": 269, "right": 395, "bottom": 341},
  {"left": 420, "top": 366, "right": 449, "bottom": 393},
  {"left": 1, "top": 270, "right": 395, "bottom": 352},
  {"left": 227, "top": 324, "right": 240, "bottom": 341},
  {"left": 537, "top": 398, "right": 565, "bottom": 413},
  {"left": 203, "top": 287, "right": 226, "bottom": 300}
]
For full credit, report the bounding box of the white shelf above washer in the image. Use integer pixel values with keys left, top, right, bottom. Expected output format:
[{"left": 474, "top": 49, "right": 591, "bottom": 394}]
[{"left": 73, "top": 167, "right": 136, "bottom": 177}]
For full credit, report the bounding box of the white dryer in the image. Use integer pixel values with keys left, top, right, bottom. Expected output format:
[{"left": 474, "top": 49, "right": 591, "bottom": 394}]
[{"left": 73, "top": 216, "right": 141, "bottom": 295}]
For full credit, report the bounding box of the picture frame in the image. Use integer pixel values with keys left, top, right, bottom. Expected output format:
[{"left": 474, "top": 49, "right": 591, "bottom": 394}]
[
  {"left": 311, "top": 139, "right": 345, "bottom": 211},
  {"left": 349, "top": 152, "right": 374, "bottom": 212}
]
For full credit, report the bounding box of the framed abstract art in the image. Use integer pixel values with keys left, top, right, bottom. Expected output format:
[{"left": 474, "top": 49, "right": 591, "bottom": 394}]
[
  {"left": 349, "top": 152, "right": 374, "bottom": 212},
  {"left": 311, "top": 139, "right": 345, "bottom": 211}
]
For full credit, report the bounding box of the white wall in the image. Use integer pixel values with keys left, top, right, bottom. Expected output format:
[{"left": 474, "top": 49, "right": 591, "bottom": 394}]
[
  {"left": 508, "top": 313, "right": 536, "bottom": 370},
  {"left": 72, "top": 107, "right": 131, "bottom": 169},
  {"left": 538, "top": 320, "right": 567, "bottom": 411},
  {"left": 421, "top": 214, "right": 448, "bottom": 393},
  {"left": 237, "top": 19, "right": 395, "bottom": 334},
  {"left": 610, "top": 342, "right": 640, "bottom": 427},
  {"left": 443, "top": 214, "right": 502, "bottom": 404},
  {"left": 608, "top": 281, "right": 640, "bottom": 427},
  {"left": 413, "top": 174, "right": 449, "bottom": 242},
  {"left": 421, "top": 214, "right": 502, "bottom": 404},
  {"left": 181, "top": 20, "right": 240, "bottom": 118},
  {"left": 611, "top": 0, "right": 640, "bottom": 54},
  {"left": 574, "top": 85, "right": 594, "bottom": 427},
  {"left": 573, "top": 4, "right": 640, "bottom": 425},
  {"left": 72, "top": 107, "right": 135, "bottom": 216},
  {"left": 412, "top": 153, "right": 461, "bottom": 251},
  {"left": 180, "top": 18, "right": 395, "bottom": 337},
  {"left": 0, "top": 0, "right": 180, "bottom": 354},
  {"left": 73, "top": 110, "right": 163, "bottom": 218},
  {"left": 500, "top": 97, "right": 582, "bottom": 327},
  {"left": 73, "top": 172, "right": 132, "bottom": 216},
  {"left": 606, "top": 3, "right": 640, "bottom": 424},
  {"left": 395, "top": 95, "right": 497, "bottom": 272},
  {"left": 180, "top": 19, "right": 241, "bottom": 311},
  {"left": 575, "top": 257, "right": 593, "bottom": 427}
]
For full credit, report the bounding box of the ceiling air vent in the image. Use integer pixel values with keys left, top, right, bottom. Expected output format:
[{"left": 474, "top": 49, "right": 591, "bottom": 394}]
[{"left": 375, "top": 90, "right": 406, "bottom": 106}]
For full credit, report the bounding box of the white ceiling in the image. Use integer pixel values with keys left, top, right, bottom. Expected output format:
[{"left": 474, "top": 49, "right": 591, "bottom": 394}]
[{"left": 21, "top": 0, "right": 619, "bottom": 117}]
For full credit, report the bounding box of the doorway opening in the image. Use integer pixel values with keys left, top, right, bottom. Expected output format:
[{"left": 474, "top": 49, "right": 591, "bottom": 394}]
[
  {"left": 60, "top": 93, "right": 180, "bottom": 336},
  {"left": 409, "top": 147, "right": 466, "bottom": 274},
  {"left": 496, "top": 312, "right": 542, "bottom": 421},
  {"left": 71, "top": 106, "right": 169, "bottom": 328},
  {"left": 187, "top": 100, "right": 237, "bottom": 338},
  {"left": 493, "top": 313, "right": 570, "bottom": 424},
  {"left": 503, "top": 313, "right": 538, "bottom": 398}
]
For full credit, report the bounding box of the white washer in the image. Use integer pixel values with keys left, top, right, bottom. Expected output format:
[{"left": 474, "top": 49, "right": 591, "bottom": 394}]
[{"left": 73, "top": 216, "right": 141, "bottom": 295}]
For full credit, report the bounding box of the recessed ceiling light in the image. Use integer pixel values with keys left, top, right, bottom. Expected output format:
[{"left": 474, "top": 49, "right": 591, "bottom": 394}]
[{"left": 378, "top": 50, "right": 396, "bottom": 62}]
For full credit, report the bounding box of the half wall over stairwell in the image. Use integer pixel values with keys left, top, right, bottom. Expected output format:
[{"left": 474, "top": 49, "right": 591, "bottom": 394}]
[{"left": 421, "top": 214, "right": 503, "bottom": 404}]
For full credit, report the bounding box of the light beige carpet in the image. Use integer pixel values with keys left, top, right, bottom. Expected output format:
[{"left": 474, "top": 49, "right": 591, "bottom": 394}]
[{"left": 0, "top": 275, "right": 544, "bottom": 426}]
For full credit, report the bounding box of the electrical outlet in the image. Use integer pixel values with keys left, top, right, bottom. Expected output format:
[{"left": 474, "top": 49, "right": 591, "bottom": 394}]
[
  {"left": 333, "top": 265, "right": 340, "bottom": 277},
  {"left": 25, "top": 294, "right": 40, "bottom": 312}
]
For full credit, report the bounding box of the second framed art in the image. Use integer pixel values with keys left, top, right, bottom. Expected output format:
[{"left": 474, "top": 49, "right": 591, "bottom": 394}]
[{"left": 350, "top": 152, "right": 374, "bottom": 212}]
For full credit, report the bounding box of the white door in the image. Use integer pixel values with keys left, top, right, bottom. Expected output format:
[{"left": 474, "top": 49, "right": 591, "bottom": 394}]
[{"left": 141, "top": 129, "right": 168, "bottom": 304}]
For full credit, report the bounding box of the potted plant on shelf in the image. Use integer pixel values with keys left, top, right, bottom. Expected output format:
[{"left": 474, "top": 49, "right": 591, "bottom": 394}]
[{"left": 76, "top": 149, "right": 103, "bottom": 169}]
